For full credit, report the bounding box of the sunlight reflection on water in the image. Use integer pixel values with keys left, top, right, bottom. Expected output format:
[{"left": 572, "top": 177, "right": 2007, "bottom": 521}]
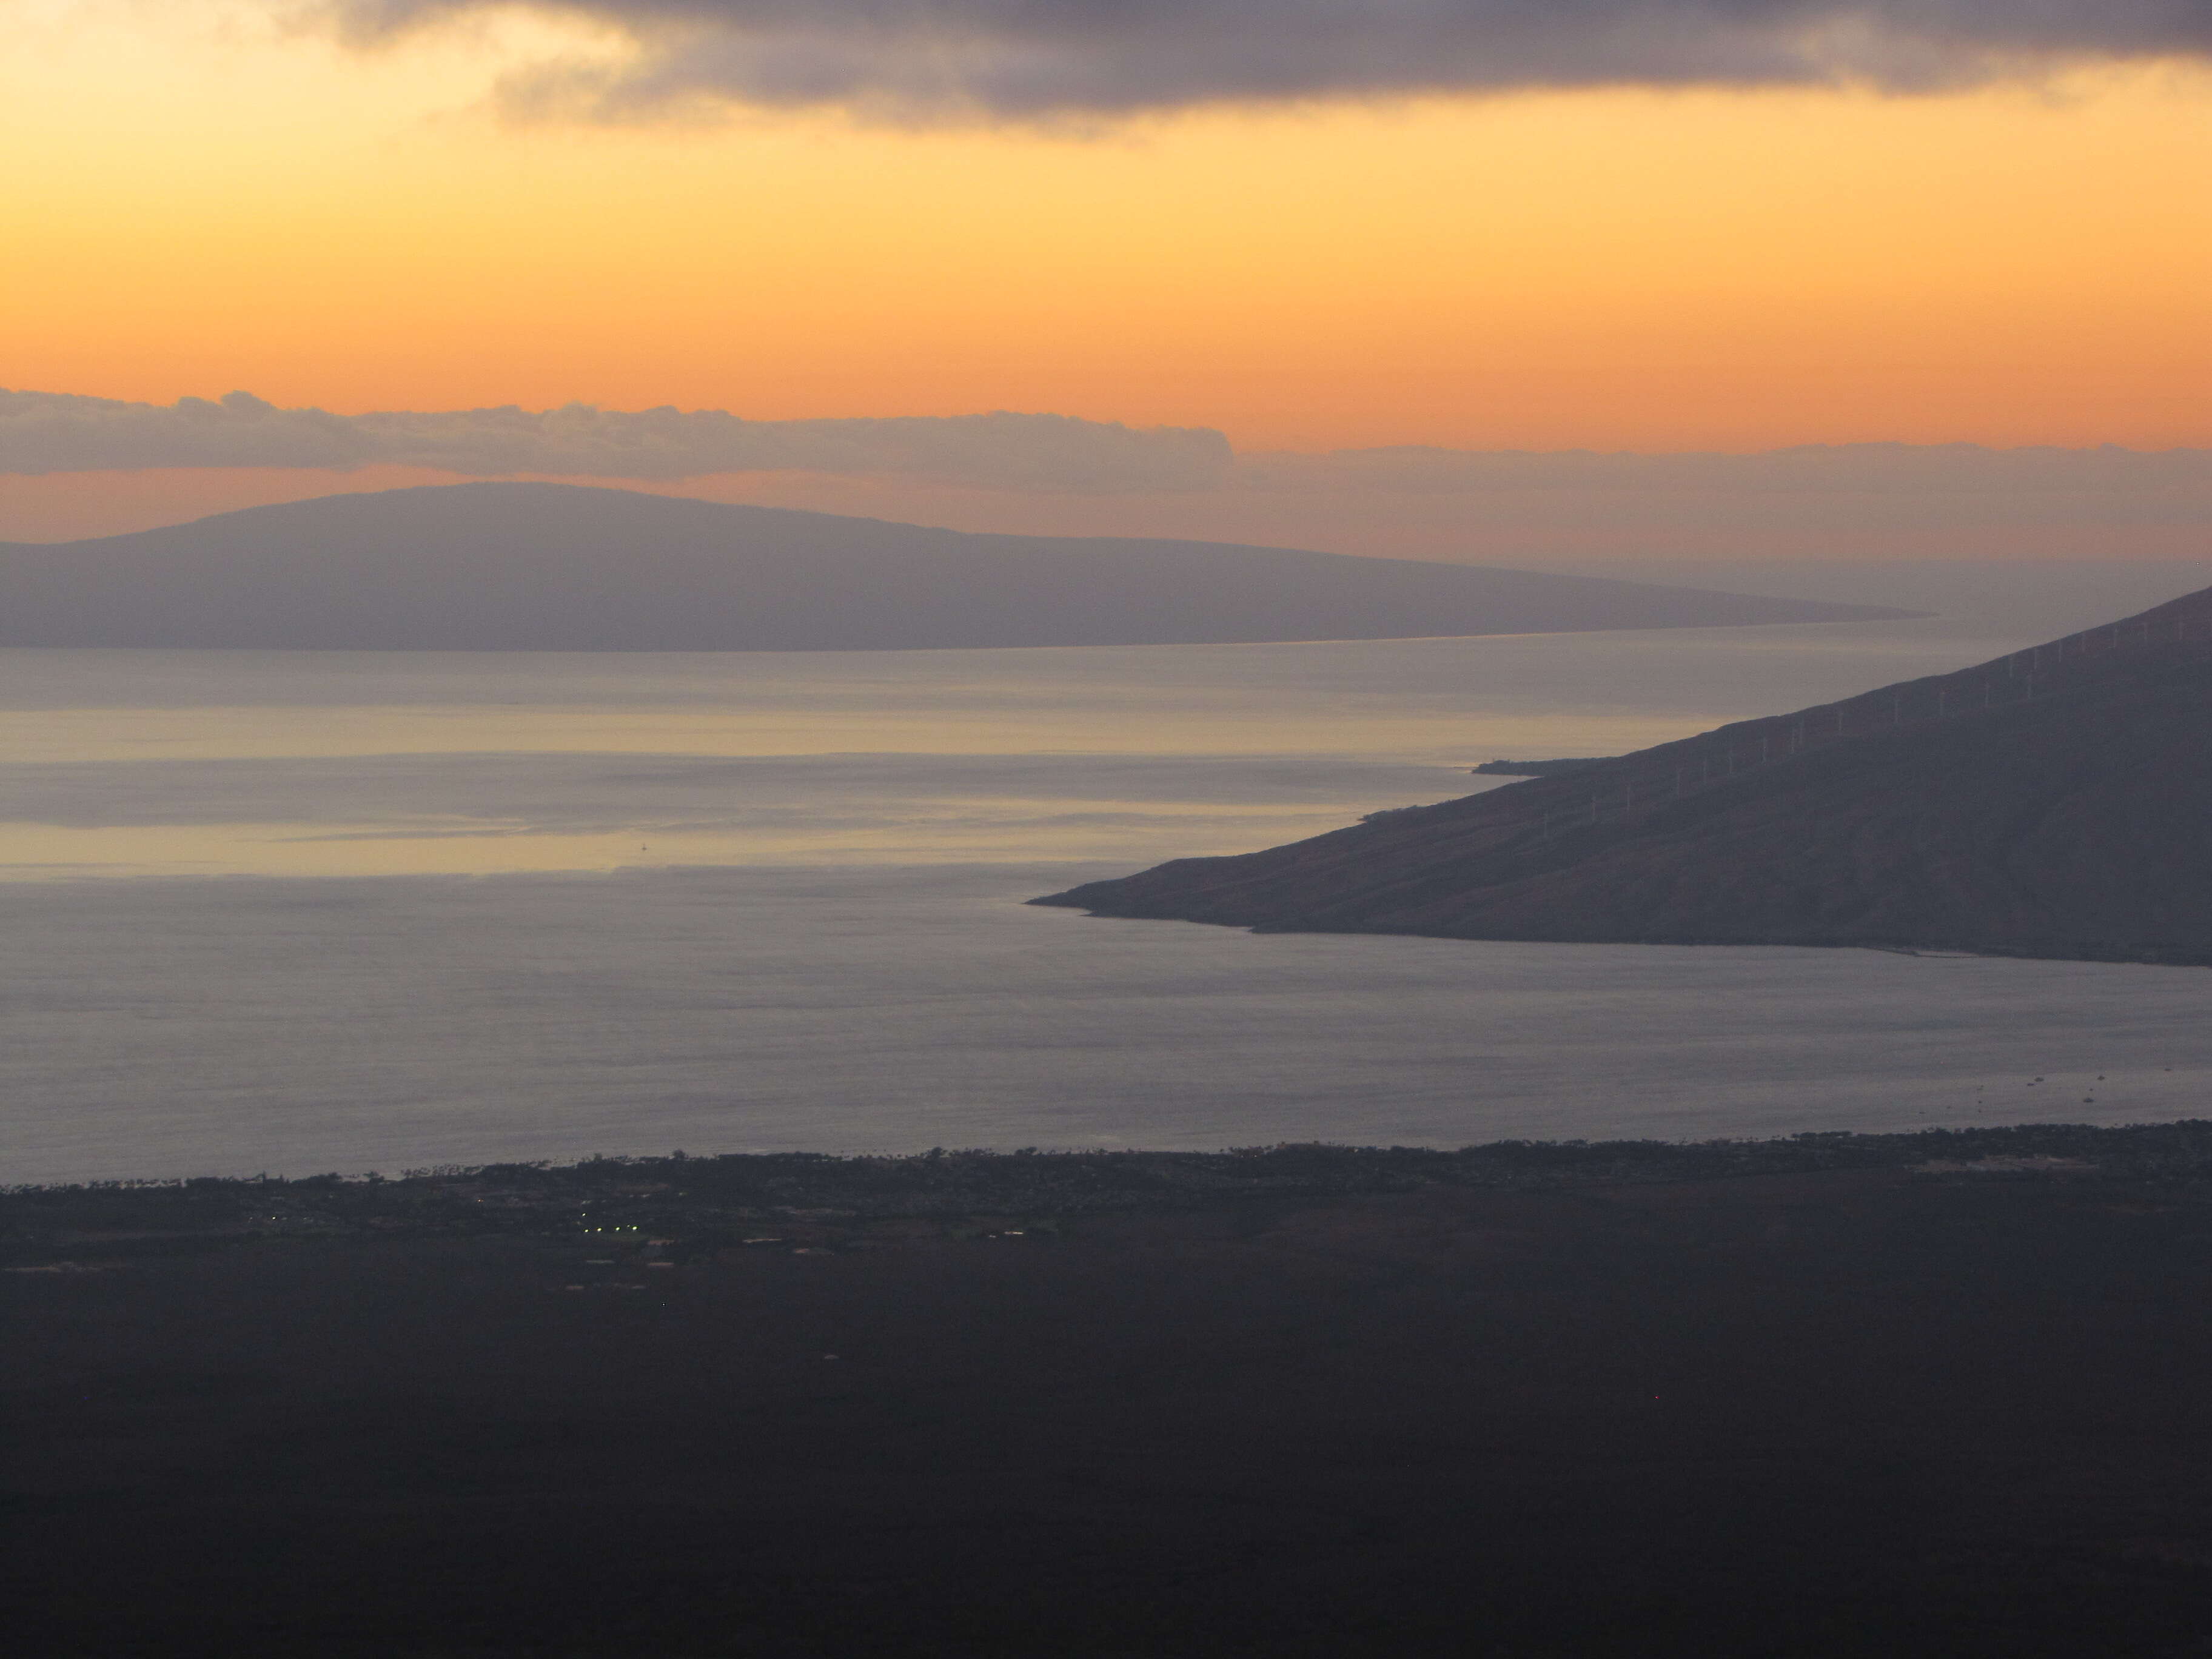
[
  {"left": 0, "top": 618, "right": 2029, "bottom": 877},
  {"left": 9, "top": 617, "right": 2204, "bottom": 1181}
]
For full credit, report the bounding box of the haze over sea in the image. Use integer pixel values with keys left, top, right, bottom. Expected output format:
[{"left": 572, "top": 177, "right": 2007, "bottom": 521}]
[{"left": 8, "top": 572, "right": 2211, "bottom": 1184}]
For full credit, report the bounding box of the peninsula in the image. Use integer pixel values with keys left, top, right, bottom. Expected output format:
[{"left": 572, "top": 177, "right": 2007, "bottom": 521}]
[
  {"left": 1469, "top": 757, "right": 1615, "bottom": 776},
  {"left": 1036, "top": 583, "right": 2212, "bottom": 965}
]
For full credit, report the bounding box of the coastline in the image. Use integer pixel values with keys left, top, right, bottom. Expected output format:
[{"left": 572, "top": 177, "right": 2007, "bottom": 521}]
[{"left": 12, "top": 1121, "right": 2212, "bottom": 1254}]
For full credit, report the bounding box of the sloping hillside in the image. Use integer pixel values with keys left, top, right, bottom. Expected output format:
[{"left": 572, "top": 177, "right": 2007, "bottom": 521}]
[
  {"left": 1037, "top": 586, "right": 2212, "bottom": 965},
  {"left": 0, "top": 481, "right": 1908, "bottom": 650}
]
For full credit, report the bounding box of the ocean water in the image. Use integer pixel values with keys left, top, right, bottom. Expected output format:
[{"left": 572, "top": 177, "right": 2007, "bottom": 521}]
[{"left": 6, "top": 614, "right": 2209, "bottom": 1182}]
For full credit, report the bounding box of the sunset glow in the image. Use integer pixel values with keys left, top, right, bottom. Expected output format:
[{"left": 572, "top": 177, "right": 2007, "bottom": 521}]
[{"left": 9, "top": 8, "right": 2209, "bottom": 460}]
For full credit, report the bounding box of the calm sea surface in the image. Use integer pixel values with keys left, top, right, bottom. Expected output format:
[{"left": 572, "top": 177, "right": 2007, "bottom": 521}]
[{"left": 6, "top": 615, "right": 2208, "bottom": 1182}]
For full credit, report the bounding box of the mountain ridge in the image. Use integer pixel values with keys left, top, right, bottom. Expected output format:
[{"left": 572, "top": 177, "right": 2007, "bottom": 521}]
[{"left": 0, "top": 481, "right": 1912, "bottom": 651}]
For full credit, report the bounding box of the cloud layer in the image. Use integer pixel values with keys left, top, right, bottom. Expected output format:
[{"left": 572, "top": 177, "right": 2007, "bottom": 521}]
[
  {"left": 320, "top": 0, "right": 2212, "bottom": 121},
  {"left": 12, "top": 390, "right": 2212, "bottom": 531},
  {"left": 1242, "top": 443, "right": 2212, "bottom": 524},
  {"left": 0, "top": 390, "right": 1232, "bottom": 492}
]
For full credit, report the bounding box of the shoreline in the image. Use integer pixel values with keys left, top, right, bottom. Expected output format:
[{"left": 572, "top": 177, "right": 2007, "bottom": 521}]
[{"left": 12, "top": 1119, "right": 2209, "bottom": 1262}]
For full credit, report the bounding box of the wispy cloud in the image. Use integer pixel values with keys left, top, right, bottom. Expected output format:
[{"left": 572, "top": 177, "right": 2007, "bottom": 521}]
[
  {"left": 1241, "top": 443, "right": 2212, "bottom": 521},
  {"left": 313, "top": 1, "right": 2212, "bottom": 122},
  {"left": 0, "top": 390, "right": 1232, "bottom": 492}
]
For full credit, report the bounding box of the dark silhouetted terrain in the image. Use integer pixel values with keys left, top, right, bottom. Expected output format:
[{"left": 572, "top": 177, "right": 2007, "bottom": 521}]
[
  {"left": 1039, "top": 584, "right": 2212, "bottom": 964},
  {"left": 1470, "top": 756, "right": 1616, "bottom": 776},
  {"left": 9, "top": 1130, "right": 2212, "bottom": 1658},
  {"left": 0, "top": 481, "right": 1910, "bottom": 650}
]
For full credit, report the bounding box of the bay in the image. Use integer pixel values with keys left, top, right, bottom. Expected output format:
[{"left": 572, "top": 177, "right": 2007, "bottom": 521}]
[{"left": 4, "top": 612, "right": 2207, "bottom": 1182}]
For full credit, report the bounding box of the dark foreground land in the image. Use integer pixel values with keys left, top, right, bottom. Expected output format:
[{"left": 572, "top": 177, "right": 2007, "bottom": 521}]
[{"left": 12, "top": 1126, "right": 2212, "bottom": 1658}]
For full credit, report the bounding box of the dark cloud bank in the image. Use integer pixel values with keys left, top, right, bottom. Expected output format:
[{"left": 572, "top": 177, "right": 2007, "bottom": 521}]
[{"left": 319, "top": 0, "right": 2212, "bottom": 120}]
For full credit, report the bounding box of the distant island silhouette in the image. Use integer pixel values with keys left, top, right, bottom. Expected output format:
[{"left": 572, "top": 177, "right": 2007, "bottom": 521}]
[
  {"left": 0, "top": 481, "right": 1914, "bottom": 651},
  {"left": 1037, "top": 583, "right": 2212, "bottom": 965}
]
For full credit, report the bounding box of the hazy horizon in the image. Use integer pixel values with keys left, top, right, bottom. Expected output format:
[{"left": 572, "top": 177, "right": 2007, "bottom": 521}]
[{"left": 10, "top": 398, "right": 2212, "bottom": 567}]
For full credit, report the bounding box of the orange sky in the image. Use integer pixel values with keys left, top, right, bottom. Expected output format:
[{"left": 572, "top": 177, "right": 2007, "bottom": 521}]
[{"left": 7, "top": 6, "right": 2209, "bottom": 462}]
